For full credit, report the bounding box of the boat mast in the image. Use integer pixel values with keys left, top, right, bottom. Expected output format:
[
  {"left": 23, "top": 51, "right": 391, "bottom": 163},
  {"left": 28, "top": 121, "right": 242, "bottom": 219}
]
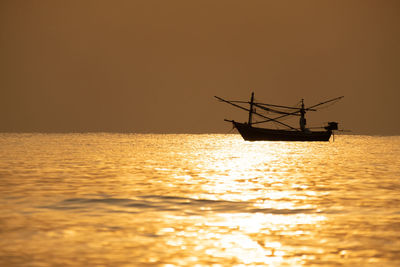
[
  {"left": 248, "top": 92, "right": 254, "bottom": 125},
  {"left": 300, "top": 99, "right": 306, "bottom": 131}
]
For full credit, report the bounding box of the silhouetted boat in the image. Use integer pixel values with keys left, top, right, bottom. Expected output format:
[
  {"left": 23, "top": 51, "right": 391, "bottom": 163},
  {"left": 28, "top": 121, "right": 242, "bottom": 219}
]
[{"left": 215, "top": 92, "right": 343, "bottom": 142}]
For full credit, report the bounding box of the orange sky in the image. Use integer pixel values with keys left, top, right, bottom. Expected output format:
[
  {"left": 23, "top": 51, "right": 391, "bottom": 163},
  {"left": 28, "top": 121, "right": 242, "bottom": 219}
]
[{"left": 1, "top": 1, "right": 399, "bottom": 134}]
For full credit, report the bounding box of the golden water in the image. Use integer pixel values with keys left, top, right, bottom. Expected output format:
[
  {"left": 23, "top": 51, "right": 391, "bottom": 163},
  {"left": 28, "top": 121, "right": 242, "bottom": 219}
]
[{"left": 0, "top": 134, "right": 399, "bottom": 266}]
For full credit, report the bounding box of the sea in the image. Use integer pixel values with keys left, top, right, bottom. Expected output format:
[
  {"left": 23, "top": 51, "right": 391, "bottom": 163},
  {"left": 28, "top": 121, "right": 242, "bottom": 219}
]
[{"left": 0, "top": 133, "right": 399, "bottom": 267}]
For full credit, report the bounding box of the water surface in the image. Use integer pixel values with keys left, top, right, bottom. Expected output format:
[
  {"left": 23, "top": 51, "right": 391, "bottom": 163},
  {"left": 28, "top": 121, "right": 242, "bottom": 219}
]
[{"left": 0, "top": 134, "right": 399, "bottom": 266}]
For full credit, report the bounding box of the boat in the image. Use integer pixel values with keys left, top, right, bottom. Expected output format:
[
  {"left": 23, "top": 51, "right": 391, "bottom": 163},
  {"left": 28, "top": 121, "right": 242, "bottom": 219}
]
[{"left": 215, "top": 92, "right": 343, "bottom": 141}]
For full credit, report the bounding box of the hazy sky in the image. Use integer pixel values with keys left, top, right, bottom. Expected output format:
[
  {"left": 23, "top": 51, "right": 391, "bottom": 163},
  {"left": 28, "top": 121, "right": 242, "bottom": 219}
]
[{"left": 1, "top": 1, "right": 399, "bottom": 134}]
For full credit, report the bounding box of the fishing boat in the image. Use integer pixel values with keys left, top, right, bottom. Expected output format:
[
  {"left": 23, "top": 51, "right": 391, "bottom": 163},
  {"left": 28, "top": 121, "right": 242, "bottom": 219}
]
[{"left": 215, "top": 92, "right": 343, "bottom": 141}]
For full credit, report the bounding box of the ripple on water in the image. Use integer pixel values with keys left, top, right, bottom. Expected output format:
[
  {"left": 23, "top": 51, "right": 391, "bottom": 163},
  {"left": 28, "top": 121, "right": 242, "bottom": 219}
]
[{"left": 0, "top": 134, "right": 399, "bottom": 266}]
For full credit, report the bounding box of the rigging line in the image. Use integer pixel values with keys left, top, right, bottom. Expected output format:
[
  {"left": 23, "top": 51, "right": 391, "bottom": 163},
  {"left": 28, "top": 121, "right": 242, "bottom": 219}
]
[
  {"left": 230, "top": 99, "right": 301, "bottom": 110},
  {"left": 245, "top": 108, "right": 299, "bottom": 130},
  {"left": 251, "top": 107, "right": 303, "bottom": 126},
  {"left": 251, "top": 102, "right": 300, "bottom": 110},
  {"left": 253, "top": 103, "right": 301, "bottom": 116},
  {"left": 227, "top": 125, "right": 235, "bottom": 134},
  {"left": 215, "top": 96, "right": 299, "bottom": 131},
  {"left": 250, "top": 110, "right": 298, "bottom": 130}
]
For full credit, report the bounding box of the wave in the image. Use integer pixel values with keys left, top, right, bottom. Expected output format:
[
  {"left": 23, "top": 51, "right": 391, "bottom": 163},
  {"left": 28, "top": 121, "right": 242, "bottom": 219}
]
[{"left": 41, "top": 195, "right": 318, "bottom": 215}]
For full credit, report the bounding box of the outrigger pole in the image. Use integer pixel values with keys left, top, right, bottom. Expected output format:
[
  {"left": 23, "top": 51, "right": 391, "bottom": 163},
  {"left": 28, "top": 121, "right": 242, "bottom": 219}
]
[{"left": 305, "top": 95, "right": 344, "bottom": 110}]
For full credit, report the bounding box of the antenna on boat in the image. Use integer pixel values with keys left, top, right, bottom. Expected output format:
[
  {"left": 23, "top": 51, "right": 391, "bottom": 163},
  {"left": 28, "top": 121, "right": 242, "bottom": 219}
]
[
  {"left": 300, "top": 98, "right": 306, "bottom": 131},
  {"left": 248, "top": 92, "right": 255, "bottom": 125}
]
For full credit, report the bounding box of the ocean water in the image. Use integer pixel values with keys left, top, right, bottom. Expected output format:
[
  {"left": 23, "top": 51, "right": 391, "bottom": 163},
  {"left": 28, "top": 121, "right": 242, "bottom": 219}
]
[{"left": 0, "top": 133, "right": 399, "bottom": 267}]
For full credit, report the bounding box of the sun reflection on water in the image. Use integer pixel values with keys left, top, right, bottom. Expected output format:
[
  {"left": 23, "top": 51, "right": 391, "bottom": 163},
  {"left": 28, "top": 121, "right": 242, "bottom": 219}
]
[{"left": 147, "top": 137, "right": 331, "bottom": 266}]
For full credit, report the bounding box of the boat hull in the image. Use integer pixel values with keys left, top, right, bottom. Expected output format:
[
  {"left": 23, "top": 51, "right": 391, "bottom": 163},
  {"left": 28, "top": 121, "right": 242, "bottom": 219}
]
[{"left": 233, "top": 122, "right": 332, "bottom": 141}]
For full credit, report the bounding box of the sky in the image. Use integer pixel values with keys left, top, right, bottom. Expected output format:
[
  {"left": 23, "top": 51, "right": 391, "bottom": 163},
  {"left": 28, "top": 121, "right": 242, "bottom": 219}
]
[{"left": 1, "top": 0, "right": 399, "bottom": 135}]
